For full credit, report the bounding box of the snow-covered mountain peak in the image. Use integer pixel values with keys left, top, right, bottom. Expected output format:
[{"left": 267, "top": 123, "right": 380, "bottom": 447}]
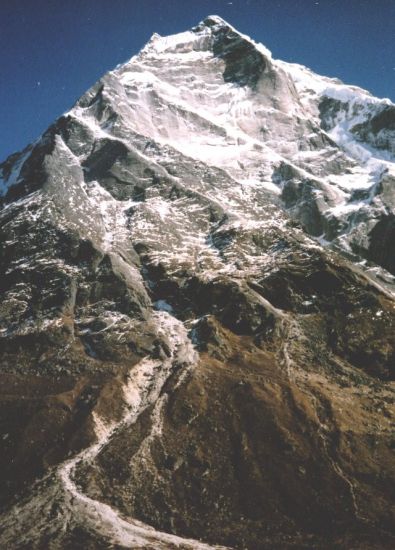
[
  {"left": 197, "top": 14, "right": 273, "bottom": 60},
  {"left": 1, "top": 17, "right": 395, "bottom": 550},
  {"left": 138, "top": 14, "right": 273, "bottom": 83},
  {"left": 1, "top": 16, "right": 395, "bottom": 281},
  {"left": 200, "top": 14, "right": 230, "bottom": 27}
]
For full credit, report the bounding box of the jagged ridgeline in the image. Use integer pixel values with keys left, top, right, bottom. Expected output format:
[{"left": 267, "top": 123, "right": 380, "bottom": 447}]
[{"left": 0, "top": 15, "right": 394, "bottom": 550}]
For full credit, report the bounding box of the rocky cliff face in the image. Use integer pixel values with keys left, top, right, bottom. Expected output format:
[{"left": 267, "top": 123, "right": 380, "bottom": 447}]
[{"left": 0, "top": 15, "right": 394, "bottom": 549}]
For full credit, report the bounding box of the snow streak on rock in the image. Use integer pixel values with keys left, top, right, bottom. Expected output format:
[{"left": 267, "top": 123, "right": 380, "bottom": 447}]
[{"left": 0, "top": 313, "right": 227, "bottom": 549}]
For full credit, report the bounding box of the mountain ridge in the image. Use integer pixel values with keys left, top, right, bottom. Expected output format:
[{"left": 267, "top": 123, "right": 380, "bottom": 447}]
[{"left": 0, "top": 16, "right": 394, "bottom": 549}]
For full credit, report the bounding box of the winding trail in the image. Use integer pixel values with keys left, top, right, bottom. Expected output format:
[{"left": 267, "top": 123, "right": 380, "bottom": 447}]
[{"left": 0, "top": 312, "right": 228, "bottom": 549}]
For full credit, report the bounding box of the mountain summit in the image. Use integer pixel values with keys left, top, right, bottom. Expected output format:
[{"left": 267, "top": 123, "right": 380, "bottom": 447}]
[{"left": 0, "top": 17, "right": 394, "bottom": 549}]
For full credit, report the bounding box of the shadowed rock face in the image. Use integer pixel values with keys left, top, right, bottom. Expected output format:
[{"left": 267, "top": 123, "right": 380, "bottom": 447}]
[
  {"left": 0, "top": 15, "right": 395, "bottom": 550},
  {"left": 204, "top": 17, "right": 267, "bottom": 88},
  {"left": 351, "top": 105, "right": 395, "bottom": 153},
  {"left": 367, "top": 215, "right": 395, "bottom": 275}
]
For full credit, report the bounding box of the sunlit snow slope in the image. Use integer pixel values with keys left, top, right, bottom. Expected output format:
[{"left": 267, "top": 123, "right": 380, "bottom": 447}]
[{"left": 1, "top": 15, "right": 395, "bottom": 283}]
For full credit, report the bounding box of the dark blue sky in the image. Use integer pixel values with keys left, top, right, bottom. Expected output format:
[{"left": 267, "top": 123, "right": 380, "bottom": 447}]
[{"left": 1, "top": 0, "right": 394, "bottom": 161}]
